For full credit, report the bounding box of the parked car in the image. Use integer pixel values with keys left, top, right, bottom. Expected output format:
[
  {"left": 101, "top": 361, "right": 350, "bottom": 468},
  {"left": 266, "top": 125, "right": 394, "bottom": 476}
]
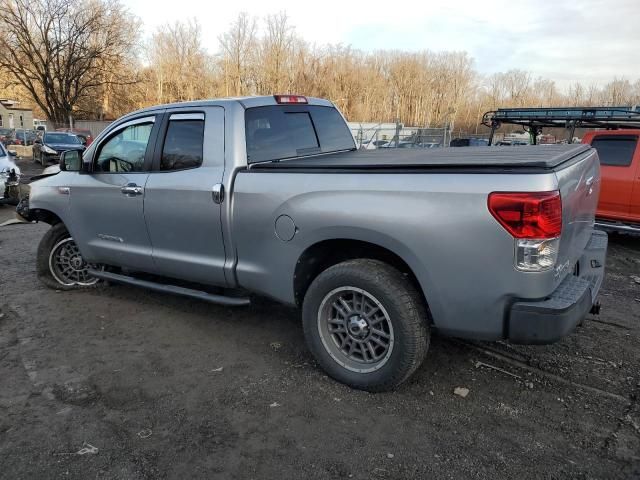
[
  {"left": 450, "top": 138, "right": 488, "bottom": 147},
  {"left": 0, "top": 128, "right": 15, "bottom": 146},
  {"left": 360, "top": 139, "right": 390, "bottom": 150},
  {"left": 32, "top": 132, "right": 84, "bottom": 167},
  {"left": 12, "top": 129, "right": 38, "bottom": 146},
  {"left": 55, "top": 128, "right": 93, "bottom": 146},
  {"left": 19, "top": 95, "right": 607, "bottom": 391},
  {"left": 582, "top": 130, "right": 640, "bottom": 232}
]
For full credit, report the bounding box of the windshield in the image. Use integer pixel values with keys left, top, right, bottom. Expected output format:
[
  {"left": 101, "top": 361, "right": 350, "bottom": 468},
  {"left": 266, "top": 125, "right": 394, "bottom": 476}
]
[{"left": 44, "top": 133, "right": 81, "bottom": 144}]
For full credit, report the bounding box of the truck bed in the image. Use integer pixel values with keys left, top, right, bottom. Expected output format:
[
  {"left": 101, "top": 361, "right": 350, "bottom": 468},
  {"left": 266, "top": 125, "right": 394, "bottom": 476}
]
[{"left": 252, "top": 144, "right": 591, "bottom": 172}]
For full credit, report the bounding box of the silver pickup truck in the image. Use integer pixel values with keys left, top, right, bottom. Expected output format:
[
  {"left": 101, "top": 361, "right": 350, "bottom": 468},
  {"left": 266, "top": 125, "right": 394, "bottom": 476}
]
[{"left": 18, "top": 95, "right": 607, "bottom": 391}]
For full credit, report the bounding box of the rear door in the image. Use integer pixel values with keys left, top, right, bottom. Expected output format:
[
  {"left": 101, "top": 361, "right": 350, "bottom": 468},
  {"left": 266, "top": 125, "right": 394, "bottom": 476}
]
[
  {"left": 143, "top": 107, "right": 227, "bottom": 286},
  {"left": 587, "top": 133, "right": 639, "bottom": 220},
  {"left": 70, "top": 115, "right": 161, "bottom": 270}
]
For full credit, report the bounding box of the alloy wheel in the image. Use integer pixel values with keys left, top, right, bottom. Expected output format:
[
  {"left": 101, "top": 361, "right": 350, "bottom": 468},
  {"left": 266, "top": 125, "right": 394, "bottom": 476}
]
[
  {"left": 48, "top": 237, "right": 100, "bottom": 286},
  {"left": 317, "top": 286, "right": 395, "bottom": 373}
]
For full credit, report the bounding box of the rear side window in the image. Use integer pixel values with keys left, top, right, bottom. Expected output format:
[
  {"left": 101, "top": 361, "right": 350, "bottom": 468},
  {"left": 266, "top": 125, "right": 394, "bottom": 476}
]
[
  {"left": 591, "top": 136, "right": 637, "bottom": 167},
  {"left": 161, "top": 118, "right": 205, "bottom": 171},
  {"left": 245, "top": 106, "right": 355, "bottom": 163}
]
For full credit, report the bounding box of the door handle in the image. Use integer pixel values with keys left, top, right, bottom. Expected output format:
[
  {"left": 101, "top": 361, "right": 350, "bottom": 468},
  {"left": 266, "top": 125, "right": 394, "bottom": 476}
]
[
  {"left": 585, "top": 176, "right": 594, "bottom": 186},
  {"left": 212, "top": 183, "right": 224, "bottom": 204},
  {"left": 121, "top": 183, "right": 143, "bottom": 196}
]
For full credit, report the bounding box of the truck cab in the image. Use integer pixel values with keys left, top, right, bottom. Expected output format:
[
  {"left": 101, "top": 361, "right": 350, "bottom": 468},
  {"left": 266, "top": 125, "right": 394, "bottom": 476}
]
[{"left": 582, "top": 130, "right": 640, "bottom": 231}]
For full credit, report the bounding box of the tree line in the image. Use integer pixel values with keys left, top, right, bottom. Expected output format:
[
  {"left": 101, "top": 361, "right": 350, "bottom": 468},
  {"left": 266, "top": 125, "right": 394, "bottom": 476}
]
[{"left": 1, "top": 0, "right": 639, "bottom": 132}]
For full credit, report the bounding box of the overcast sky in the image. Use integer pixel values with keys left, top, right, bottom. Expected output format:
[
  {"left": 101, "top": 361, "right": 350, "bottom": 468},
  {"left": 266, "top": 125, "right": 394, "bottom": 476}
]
[{"left": 125, "top": 0, "right": 639, "bottom": 88}]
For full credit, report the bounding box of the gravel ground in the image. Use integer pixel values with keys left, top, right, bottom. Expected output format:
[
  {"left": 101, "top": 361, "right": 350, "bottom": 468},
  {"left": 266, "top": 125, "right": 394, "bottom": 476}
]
[{"left": 0, "top": 158, "right": 639, "bottom": 479}]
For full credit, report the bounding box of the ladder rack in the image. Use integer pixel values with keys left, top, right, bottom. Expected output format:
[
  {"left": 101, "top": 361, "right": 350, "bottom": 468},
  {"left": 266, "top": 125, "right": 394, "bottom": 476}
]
[{"left": 481, "top": 106, "right": 640, "bottom": 145}]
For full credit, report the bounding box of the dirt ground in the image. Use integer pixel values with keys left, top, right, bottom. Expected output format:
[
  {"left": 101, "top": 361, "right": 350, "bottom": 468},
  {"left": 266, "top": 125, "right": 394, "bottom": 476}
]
[{"left": 1, "top": 158, "right": 639, "bottom": 479}]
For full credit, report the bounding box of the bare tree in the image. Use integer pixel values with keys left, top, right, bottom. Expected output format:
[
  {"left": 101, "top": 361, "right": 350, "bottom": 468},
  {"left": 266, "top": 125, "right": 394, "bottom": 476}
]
[
  {"left": 600, "top": 78, "right": 633, "bottom": 106},
  {"left": 219, "top": 12, "right": 257, "bottom": 96},
  {"left": 0, "top": 0, "right": 140, "bottom": 124},
  {"left": 148, "top": 19, "right": 215, "bottom": 103},
  {"left": 258, "top": 12, "right": 295, "bottom": 94}
]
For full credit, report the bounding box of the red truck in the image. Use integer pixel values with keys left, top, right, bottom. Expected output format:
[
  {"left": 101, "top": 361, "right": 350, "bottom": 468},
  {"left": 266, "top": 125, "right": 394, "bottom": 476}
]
[{"left": 582, "top": 130, "right": 640, "bottom": 232}]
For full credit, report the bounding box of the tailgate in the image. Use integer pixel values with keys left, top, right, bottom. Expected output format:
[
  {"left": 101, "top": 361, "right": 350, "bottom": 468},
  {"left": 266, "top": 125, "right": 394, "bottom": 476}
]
[{"left": 554, "top": 147, "right": 601, "bottom": 286}]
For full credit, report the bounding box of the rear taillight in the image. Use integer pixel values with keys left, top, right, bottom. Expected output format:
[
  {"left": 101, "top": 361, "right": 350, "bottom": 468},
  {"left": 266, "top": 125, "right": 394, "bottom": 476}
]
[
  {"left": 488, "top": 191, "right": 562, "bottom": 272},
  {"left": 274, "top": 94, "right": 308, "bottom": 104},
  {"left": 488, "top": 191, "right": 562, "bottom": 239}
]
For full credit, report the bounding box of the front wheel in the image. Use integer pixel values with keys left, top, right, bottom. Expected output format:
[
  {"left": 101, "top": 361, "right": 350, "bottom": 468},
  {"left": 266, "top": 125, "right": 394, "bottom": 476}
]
[
  {"left": 37, "top": 223, "right": 101, "bottom": 290},
  {"left": 302, "top": 259, "right": 429, "bottom": 392}
]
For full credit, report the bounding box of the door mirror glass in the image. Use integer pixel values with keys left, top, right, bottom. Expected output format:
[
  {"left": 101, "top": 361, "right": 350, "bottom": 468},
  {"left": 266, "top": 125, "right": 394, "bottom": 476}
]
[{"left": 59, "top": 150, "right": 81, "bottom": 171}]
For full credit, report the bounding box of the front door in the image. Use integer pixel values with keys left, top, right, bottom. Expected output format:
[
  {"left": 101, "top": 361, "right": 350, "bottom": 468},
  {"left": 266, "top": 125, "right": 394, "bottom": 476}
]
[
  {"left": 143, "top": 107, "right": 227, "bottom": 286},
  {"left": 69, "top": 115, "right": 161, "bottom": 271}
]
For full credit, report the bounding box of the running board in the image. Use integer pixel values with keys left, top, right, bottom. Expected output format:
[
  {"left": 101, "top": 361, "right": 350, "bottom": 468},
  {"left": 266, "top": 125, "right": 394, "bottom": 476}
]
[{"left": 88, "top": 269, "right": 250, "bottom": 307}]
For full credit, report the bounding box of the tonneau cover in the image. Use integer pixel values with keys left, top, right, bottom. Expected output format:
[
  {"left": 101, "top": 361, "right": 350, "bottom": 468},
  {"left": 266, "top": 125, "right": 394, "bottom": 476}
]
[{"left": 252, "top": 144, "right": 591, "bottom": 170}]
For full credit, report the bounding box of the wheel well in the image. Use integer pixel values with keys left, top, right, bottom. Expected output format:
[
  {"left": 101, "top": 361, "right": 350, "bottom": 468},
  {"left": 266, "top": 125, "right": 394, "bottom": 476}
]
[
  {"left": 293, "top": 239, "right": 428, "bottom": 312},
  {"left": 30, "top": 209, "right": 62, "bottom": 225}
]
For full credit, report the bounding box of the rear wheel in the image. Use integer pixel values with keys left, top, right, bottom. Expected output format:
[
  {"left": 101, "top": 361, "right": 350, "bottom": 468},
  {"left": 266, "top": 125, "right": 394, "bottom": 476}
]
[
  {"left": 302, "top": 259, "right": 429, "bottom": 392},
  {"left": 37, "top": 223, "right": 101, "bottom": 290}
]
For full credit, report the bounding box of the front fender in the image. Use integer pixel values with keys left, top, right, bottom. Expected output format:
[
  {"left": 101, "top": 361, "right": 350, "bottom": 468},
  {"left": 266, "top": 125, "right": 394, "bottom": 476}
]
[{"left": 27, "top": 173, "right": 75, "bottom": 228}]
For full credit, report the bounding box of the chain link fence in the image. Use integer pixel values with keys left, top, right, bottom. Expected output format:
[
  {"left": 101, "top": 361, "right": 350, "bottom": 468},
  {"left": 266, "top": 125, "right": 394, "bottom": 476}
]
[{"left": 349, "top": 122, "right": 453, "bottom": 149}]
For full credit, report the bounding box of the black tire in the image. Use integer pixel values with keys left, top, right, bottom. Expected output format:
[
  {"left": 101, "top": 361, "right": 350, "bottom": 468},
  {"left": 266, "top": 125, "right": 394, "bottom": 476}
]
[
  {"left": 40, "top": 152, "right": 46, "bottom": 167},
  {"left": 37, "top": 223, "right": 101, "bottom": 290},
  {"left": 302, "top": 259, "right": 429, "bottom": 392}
]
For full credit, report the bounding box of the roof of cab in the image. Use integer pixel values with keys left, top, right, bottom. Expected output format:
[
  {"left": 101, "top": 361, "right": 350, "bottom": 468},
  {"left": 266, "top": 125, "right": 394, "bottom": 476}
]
[{"left": 122, "top": 95, "right": 334, "bottom": 119}]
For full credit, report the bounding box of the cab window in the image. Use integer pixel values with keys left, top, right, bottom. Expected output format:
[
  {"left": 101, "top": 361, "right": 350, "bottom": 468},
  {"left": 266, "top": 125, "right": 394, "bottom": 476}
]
[
  {"left": 245, "top": 106, "right": 355, "bottom": 163},
  {"left": 95, "top": 122, "right": 153, "bottom": 172},
  {"left": 160, "top": 118, "right": 205, "bottom": 171},
  {"left": 591, "top": 136, "right": 637, "bottom": 167}
]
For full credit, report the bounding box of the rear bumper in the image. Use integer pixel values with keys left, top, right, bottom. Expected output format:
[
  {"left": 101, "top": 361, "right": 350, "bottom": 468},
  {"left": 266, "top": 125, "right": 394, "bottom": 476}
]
[{"left": 507, "top": 229, "right": 608, "bottom": 344}]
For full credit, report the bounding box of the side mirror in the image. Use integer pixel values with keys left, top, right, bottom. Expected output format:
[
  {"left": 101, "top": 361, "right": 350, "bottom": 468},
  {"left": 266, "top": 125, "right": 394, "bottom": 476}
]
[
  {"left": 59, "top": 150, "right": 81, "bottom": 172},
  {"left": 7, "top": 150, "right": 17, "bottom": 157}
]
